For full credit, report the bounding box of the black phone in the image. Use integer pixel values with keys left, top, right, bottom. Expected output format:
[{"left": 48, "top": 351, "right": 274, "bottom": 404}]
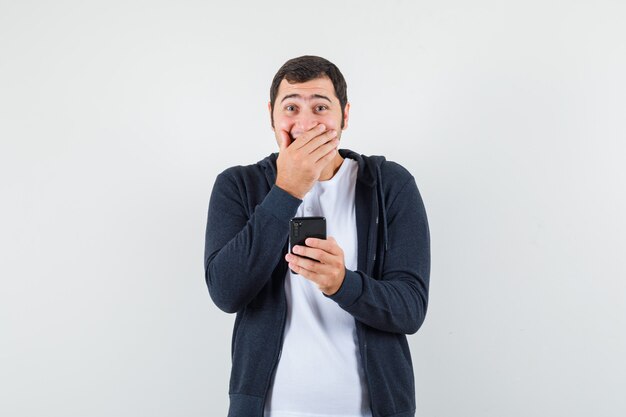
[{"left": 289, "top": 216, "right": 326, "bottom": 274}]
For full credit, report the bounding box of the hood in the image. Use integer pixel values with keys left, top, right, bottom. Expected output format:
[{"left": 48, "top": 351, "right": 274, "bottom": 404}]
[
  {"left": 258, "top": 148, "right": 387, "bottom": 189},
  {"left": 257, "top": 147, "right": 390, "bottom": 278}
]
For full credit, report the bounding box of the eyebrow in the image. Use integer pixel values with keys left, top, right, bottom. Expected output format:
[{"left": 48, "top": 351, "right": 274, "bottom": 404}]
[{"left": 280, "top": 93, "right": 332, "bottom": 103}]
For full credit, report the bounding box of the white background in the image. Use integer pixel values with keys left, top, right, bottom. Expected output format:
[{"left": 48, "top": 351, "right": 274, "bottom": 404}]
[{"left": 1, "top": 1, "right": 625, "bottom": 416}]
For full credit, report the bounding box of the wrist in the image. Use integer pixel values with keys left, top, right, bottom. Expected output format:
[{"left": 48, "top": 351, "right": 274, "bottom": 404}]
[{"left": 275, "top": 180, "right": 304, "bottom": 199}]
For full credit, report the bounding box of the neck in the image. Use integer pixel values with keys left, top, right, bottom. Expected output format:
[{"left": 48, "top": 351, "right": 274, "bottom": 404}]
[{"left": 318, "top": 153, "right": 344, "bottom": 181}]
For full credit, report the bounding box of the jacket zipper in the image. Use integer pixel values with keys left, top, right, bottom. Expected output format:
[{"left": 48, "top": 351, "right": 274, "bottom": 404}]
[
  {"left": 261, "top": 252, "right": 289, "bottom": 414},
  {"left": 358, "top": 189, "right": 380, "bottom": 416},
  {"left": 357, "top": 322, "right": 374, "bottom": 416}
]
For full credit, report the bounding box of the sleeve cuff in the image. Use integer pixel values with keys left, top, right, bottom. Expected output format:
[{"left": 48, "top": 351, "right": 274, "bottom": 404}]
[
  {"left": 259, "top": 184, "right": 303, "bottom": 222},
  {"left": 323, "top": 269, "right": 363, "bottom": 307}
]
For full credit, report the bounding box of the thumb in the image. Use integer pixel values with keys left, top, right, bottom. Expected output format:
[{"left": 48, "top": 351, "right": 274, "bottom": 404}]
[{"left": 277, "top": 130, "right": 292, "bottom": 152}]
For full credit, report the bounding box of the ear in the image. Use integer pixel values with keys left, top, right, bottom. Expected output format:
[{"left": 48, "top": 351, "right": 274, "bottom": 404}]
[
  {"left": 268, "top": 101, "right": 274, "bottom": 130},
  {"left": 342, "top": 102, "right": 351, "bottom": 130}
]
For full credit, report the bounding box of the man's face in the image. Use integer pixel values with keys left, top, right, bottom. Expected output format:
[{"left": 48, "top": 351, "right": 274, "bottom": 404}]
[{"left": 269, "top": 76, "right": 350, "bottom": 146}]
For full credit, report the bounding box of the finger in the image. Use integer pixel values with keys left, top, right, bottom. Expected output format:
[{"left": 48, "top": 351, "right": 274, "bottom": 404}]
[
  {"left": 292, "top": 245, "right": 329, "bottom": 263},
  {"left": 288, "top": 262, "right": 315, "bottom": 281},
  {"left": 304, "top": 129, "right": 338, "bottom": 154},
  {"left": 292, "top": 123, "right": 326, "bottom": 149},
  {"left": 311, "top": 136, "right": 339, "bottom": 163},
  {"left": 287, "top": 254, "right": 331, "bottom": 274},
  {"left": 305, "top": 237, "right": 342, "bottom": 256},
  {"left": 277, "top": 130, "right": 292, "bottom": 152},
  {"left": 288, "top": 259, "right": 334, "bottom": 282}
]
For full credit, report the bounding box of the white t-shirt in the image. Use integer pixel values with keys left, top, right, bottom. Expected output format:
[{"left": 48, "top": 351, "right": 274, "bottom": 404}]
[{"left": 264, "top": 158, "right": 372, "bottom": 417}]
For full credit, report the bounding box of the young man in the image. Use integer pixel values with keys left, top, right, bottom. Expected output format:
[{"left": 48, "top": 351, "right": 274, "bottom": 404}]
[{"left": 204, "top": 56, "right": 430, "bottom": 417}]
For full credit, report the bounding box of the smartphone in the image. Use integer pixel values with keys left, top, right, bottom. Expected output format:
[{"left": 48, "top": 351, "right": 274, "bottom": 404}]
[{"left": 289, "top": 216, "right": 326, "bottom": 274}]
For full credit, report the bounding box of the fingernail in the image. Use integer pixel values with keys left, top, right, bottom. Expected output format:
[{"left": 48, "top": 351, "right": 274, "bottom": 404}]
[{"left": 318, "top": 124, "right": 326, "bottom": 131}]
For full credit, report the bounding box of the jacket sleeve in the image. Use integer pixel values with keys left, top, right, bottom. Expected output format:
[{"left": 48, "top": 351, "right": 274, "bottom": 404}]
[
  {"left": 324, "top": 176, "right": 430, "bottom": 334},
  {"left": 204, "top": 170, "right": 302, "bottom": 313}
]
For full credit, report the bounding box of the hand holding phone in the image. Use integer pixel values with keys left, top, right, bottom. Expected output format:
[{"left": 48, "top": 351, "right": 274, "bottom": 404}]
[{"left": 289, "top": 216, "right": 326, "bottom": 274}]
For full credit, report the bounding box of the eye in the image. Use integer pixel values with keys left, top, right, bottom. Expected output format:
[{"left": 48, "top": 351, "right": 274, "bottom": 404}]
[
  {"left": 285, "top": 105, "right": 296, "bottom": 112},
  {"left": 315, "top": 105, "right": 328, "bottom": 112}
]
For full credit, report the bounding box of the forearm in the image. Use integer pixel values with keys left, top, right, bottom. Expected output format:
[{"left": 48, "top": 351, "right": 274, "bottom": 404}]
[
  {"left": 324, "top": 176, "right": 431, "bottom": 334},
  {"left": 205, "top": 179, "right": 301, "bottom": 313},
  {"left": 326, "top": 268, "right": 429, "bottom": 334}
]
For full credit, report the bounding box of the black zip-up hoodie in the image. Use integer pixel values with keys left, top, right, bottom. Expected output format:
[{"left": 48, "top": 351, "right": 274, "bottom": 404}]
[{"left": 204, "top": 148, "right": 430, "bottom": 417}]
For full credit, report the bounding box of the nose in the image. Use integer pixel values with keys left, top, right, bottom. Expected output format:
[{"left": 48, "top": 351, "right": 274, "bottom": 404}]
[{"left": 293, "top": 110, "right": 320, "bottom": 133}]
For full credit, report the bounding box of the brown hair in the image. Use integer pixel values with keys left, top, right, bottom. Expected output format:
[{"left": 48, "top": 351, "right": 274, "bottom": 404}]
[{"left": 269, "top": 55, "right": 348, "bottom": 128}]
